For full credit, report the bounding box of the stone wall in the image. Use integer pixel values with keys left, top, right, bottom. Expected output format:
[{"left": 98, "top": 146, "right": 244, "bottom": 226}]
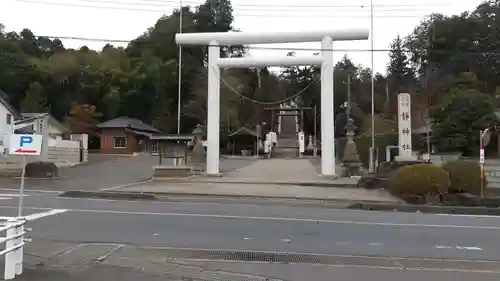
[{"left": 47, "top": 147, "right": 86, "bottom": 166}]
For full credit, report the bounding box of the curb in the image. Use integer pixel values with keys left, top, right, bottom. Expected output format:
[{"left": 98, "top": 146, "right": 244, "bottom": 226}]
[
  {"left": 348, "top": 202, "right": 500, "bottom": 215},
  {"left": 100, "top": 178, "right": 154, "bottom": 191},
  {"left": 59, "top": 190, "right": 157, "bottom": 201},
  {"left": 152, "top": 179, "right": 358, "bottom": 188},
  {"left": 58, "top": 189, "right": 396, "bottom": 204}
]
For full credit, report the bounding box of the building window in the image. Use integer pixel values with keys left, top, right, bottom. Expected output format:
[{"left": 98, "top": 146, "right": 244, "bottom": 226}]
[
  {"left": 113, "top": 137, "right": 127, "bottom": 148},
  {"left": 6, "top": 114, "right": 11, "bottom": 125}
]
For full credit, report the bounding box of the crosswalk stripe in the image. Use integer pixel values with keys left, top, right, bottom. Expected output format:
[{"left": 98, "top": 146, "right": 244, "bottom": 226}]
[{"left": 0, "top": 197, "right": 11, "bottom": 200}]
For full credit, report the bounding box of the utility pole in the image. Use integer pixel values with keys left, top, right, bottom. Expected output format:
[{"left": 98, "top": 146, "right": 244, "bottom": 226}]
[
  {"left": 347, "top": 75, "right": 352, "bottom": 119},
  {"left": 424, "top": 65, "right": 431, "bottom": 158},
  {"left": 385, "top": 83, "right": 389, "bottom": 106},
  {"left": 176, "top": 0, "right": 183, "bottom": 134},
  {"left": 369, "top": 0, "right": 376, "bottom": 172}
]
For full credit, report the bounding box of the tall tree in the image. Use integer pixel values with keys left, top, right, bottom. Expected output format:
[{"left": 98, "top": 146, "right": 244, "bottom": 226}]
[
  {"left": 431, "top": 74, "right": 499, "bottom": 155},
  {"left": 20, "top": 81, "right": 49, "bottom": 112},
  {"left": 386, "top": 35, "right": 416, "bottom": 116},
  {"left": 64, "top": 103, "right": 102, "bottom": 135}
]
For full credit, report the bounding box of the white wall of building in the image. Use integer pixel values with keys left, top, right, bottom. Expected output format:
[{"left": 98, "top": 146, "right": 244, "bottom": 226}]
[{"left": 0, "top": 103, "right": 14, "bottom": 153}]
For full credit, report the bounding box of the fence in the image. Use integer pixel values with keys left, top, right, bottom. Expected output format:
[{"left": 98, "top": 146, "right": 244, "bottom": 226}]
[{"left": 0, "top": 218, "right": 27, "bottom": 280}]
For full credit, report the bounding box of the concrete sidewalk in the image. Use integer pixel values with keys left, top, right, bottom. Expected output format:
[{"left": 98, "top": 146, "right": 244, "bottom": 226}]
[
  {"left": 155, "top": 158, "right": 356, "bottom": 187},
  {"left": 113, "top": 181, "right": 401, "bottom": 202},
  {"left": 16, "top": 243, "right": 500, "bottom": 281}
]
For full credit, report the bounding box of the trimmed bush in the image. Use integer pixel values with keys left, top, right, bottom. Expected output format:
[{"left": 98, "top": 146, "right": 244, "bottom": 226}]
[
  {"left": 389, "top": 164, "right": 450, "bottom": 196},
  {"left": 442, "top": 160, "right": 485, "bottom": 195}
]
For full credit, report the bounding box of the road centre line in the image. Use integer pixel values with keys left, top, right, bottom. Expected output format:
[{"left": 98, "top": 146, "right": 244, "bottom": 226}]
[{"left": 0, "top": 206, "right": 499, "bottom": 230}]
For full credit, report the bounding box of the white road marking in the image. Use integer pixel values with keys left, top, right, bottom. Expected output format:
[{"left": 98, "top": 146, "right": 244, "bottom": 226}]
[
  {"left": 0, "top": 189, "right": 62, "bottom": 194},
  {"left": 152, "top": 233, "right": 161, "bottom": 236},
  {"left": 24, "top": 209, "right": 68, "bottom": 221},
  {"left": 0, "top": 193, "right": 30, "bottom": 201},
  {"left": 368, "top": 242, "right": 383, "bottom": 246},
  {"left": 281, "top": 238, "right": 291, "bottom": 243},
  {"left": 456, "top": 246, "right": 482, "bottom": 251},
  {"left": 436, "top": 213, "right": 500, "bottom": 218},
  {"left": 100, "top": 179, "right": 154, "bottom": 191},
  {"left": 243, "top": 237, "right": 252, "bottom": 240},
  {"left": 434, "top": 245, "right": 453, "bottom": 249},
  {"left": 0, "top": 205, "right": 499, "bottom": 230},
  {"left": 434, "top": 245, "right": 482, "bottom": 251}
]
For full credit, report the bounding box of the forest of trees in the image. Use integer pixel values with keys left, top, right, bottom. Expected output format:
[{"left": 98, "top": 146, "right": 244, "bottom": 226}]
[{"left": 2, "top": 0, "right": 500, "bottom": 154}]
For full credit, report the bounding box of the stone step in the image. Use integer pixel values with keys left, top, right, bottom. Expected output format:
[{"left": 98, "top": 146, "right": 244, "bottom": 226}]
[
  {"left": 273, "top": 147, "right": 299, "bottom": 158},
  {"left": 278, "top": 138, "right": 297, "bottom": 145}
]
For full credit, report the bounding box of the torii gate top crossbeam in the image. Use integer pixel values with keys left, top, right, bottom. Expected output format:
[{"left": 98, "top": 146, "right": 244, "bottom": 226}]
[{"left": 176, "top": 29, "right": 369, "bottom": 45}]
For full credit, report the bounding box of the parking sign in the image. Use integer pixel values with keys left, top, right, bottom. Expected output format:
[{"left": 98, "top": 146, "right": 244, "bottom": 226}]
[{"left": 9, "top": 134, "right": 43, "bottom": 155}]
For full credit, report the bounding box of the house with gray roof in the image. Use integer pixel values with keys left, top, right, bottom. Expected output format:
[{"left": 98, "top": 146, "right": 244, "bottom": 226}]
[{"left": 97, "top": 116, "right": 160, "bottom": 154}]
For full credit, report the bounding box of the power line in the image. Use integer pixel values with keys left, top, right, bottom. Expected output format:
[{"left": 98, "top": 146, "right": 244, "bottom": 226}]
[
  {"left": 112, "top": 0, "right": 451, "bottom": 8},
  {"left": 10, "top": 0, "right": 440, "bottom": 18},
  {"left": 34, "top": 36, "right": 498, "bottom": 55},
  {"left": 221, "top": 76, "right": 319, "bottom": 105},
  {"left": 11, "top": 0, "right": 452, "bottom": 9},
  {"left": 26, "top": 0, "right": 447, "bottom": 12}
]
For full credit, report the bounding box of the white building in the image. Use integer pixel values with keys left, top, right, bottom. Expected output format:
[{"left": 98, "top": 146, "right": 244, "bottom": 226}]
[
  {"left": 17, "top": 113, "right": 69, "bottom": 140},
  {"left": 0, "top": 89, "right": 22, "bottom": 153}
]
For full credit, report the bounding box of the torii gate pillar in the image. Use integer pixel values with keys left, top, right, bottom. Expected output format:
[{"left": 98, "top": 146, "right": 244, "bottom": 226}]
[{"left": 176, "top": 29, "right": 369, "bottom": 176}]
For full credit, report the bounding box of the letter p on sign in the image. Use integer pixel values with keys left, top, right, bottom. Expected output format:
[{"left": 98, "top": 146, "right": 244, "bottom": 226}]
[{"left": 20, "top": 136, "right": 33, "bottom": 147}]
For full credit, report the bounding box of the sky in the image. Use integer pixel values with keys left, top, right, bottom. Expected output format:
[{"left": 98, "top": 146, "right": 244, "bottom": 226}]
[{"left": 0, "top": 0, "right": 484, "bottom": 74}]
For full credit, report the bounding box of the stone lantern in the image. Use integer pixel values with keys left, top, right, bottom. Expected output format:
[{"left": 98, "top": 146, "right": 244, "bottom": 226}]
[
  {"left": 341, "top": 118, "right": 362, "bottom": 177},
  {"left": 191, "top": 124, "right": 205, "bottom": 172}
]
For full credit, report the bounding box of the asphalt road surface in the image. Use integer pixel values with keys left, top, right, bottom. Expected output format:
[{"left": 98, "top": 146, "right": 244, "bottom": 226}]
[{"left": 2, "top": 190, "right": 500, "bottom": 280}]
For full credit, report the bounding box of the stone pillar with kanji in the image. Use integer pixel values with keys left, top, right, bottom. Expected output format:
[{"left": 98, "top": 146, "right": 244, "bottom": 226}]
[{"left": 397, "top": 93, "right": 416, "bottom": 160}]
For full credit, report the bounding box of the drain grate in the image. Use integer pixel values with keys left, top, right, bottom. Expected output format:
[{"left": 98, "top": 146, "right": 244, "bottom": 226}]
[
  {"left": 107, "top": 245, "right": 500, "bottom": 272},
  {"left": 115, "top": 247, "right": 399, "bottom": 268}
]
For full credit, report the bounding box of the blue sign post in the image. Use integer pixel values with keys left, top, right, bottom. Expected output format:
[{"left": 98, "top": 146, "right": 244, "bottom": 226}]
[{"left": 9, "top": 134, "right": 43, "bottom": 218}]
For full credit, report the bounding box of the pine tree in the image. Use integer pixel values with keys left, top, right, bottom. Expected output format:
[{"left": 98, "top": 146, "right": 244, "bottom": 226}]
[{"left": 386, "top": 35, "right": 415, "bottom": 115}]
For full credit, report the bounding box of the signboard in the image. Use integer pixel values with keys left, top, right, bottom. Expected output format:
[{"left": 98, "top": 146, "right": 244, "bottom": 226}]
[
  {"left": 397, "top": 93, "right": 412, "bottom": 158},
  {"left": 9, "top": 134, "right": 43, "bottom": 156},
  {"left": 480, "top": 148, "right": 485, "bottom": 164},
  {"left": 270, "top": 132, "right": 277, "bottom": 144},
  {"left": 298, "top": 132, "right": 305, "bottom": 153}
]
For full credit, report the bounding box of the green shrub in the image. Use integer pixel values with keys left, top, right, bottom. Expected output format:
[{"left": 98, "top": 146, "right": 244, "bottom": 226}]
[
  {"left": 442, "top": 160, "right": 485, "bottom": 195},
  {"left": 389, "top": 164, "right": 450, "bottom": 196}
]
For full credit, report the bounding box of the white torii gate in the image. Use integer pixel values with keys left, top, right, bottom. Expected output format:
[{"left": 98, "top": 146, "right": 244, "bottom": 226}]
[{"left": 176, "top": 29, "right": 369, "bottom": 176}]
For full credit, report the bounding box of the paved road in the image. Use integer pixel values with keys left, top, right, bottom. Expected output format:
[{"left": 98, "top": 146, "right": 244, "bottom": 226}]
[
  {"left": 1, "top": 192, "right": 500, "bottom": 261},
  {"left": 0, "top": 155, "right": 256, "bottom": 191},
  {"left": 2, "top": 192, "right": 500, "bottom": 279}
]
